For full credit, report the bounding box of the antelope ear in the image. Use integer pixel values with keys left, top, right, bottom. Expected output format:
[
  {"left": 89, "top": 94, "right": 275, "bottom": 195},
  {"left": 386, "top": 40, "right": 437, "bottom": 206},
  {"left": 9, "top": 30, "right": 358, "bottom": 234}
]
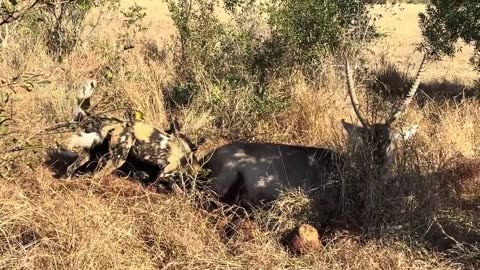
[
  {"left": 393, "top": 125, "right": 418, "bottom": 141},
  {"left": 342, "top": 120, "right": 364, "bottom": 138}
]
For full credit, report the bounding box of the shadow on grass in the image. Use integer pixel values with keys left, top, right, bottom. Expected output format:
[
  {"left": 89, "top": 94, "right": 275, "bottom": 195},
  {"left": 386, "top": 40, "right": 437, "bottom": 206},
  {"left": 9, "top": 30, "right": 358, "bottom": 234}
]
[
  {"left": 351, "top": 154, "right": 480, "bottom": 268},
  {"left": 368, "top": 59, "right": 480, "bottom": 106},
  {"left": 44, "top": 141, "right": 161, "bottom": 187},
  {"left": 43, "top": 137, "right": 480, "bottom": 267}
]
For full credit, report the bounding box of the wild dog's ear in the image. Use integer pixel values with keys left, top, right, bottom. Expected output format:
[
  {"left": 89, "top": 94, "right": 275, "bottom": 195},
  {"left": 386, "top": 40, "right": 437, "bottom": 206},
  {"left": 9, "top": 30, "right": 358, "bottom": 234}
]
[
  {"left": 186, "top": 137, "right": 206, "bottom": 152},
  {"left": 76, "top": 79, "right": 96, "bottom": 100},
  {"left": 188, "top": 142, "right": 198, "bottom": 152},
  {"left": 177, "top": 133, "right": 198, "bottom": 151},
  {"left": 393, "top": 125, "right": 418, "bottom": 141}
]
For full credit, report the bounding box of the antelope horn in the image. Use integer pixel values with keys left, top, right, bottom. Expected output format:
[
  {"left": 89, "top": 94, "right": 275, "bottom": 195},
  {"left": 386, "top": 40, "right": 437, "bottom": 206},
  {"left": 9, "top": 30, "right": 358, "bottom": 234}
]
[
  {"left": 345, "top": 59, "right": 369, "bottom": 127},
  {"left": 386, "top": 54, "right": 427, "bottom": 125}
]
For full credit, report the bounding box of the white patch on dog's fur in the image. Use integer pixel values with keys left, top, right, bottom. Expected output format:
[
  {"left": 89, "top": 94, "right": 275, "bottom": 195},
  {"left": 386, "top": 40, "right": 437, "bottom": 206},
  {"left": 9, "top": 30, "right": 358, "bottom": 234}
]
[
  {"left": 76, "top": 79, "right": 96, "bottom": 100},
  {"left": 160, "top": 138, "right": 169, "bottom": 149},
  {"left": 68, "top": 132, "right": 102, "bottom": 150}
]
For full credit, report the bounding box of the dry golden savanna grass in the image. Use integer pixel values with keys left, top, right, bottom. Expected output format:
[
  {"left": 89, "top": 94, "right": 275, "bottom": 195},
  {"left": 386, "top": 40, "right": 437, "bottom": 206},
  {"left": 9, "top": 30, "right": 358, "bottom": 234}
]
[{"left": 0, "top": 2, "right": 479, "bottom": 270}]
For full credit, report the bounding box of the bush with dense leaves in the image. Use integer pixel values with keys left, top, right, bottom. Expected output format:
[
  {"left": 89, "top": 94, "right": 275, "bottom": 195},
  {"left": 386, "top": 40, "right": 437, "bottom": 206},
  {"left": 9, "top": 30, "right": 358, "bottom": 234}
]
[
  {"left": 266, "top": 0, "right": 376, "bottom": 66},
  {"left": 165, "top": 0, "right": 377, "bottom": 105},
  {"left": 420, "top": 0, "right": 480, "bottom": 71}
]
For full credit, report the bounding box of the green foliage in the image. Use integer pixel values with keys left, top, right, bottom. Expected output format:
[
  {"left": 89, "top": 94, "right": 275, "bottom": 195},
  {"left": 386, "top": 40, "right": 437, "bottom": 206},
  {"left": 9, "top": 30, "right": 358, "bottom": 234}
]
[
  {"left": 165, "top": 0, "right": 287, "bottom": 131},
  {"left": 166, "top": 0, "right": 377, "bottom": 86},
  {"left": 419, "top": 0, "right": 480, "bottom": 71},
  {"left": 121, "top": 3, "right": 146, "bottom": 29},
  {"left": 119, "top": 3, "right": 147, "bottom": 50},
  {"left": 374, "top": 0, "right": 430, "bottom": 3},
  {"left": 35, "top": 0, "right": 120, "bottom": 60},
  {"left": 266, "top": 0, "right": 376, "bottom": 66},
  {"left": 165, "top": 0, "right": 264, "bottom": 96},
  {"left": 164, "top": 0, "right": 377, "bottom": 132}
]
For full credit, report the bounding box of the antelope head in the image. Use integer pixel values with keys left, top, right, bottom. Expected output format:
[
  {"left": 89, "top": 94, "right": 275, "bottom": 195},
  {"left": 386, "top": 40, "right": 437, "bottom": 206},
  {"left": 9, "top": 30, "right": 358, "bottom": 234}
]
[{"left": 342, "top": 54, "right": 427, "bottom": 173}]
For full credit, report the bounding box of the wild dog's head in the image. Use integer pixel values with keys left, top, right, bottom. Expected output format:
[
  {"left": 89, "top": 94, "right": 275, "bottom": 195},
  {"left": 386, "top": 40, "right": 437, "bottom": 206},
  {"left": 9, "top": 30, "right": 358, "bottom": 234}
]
[
  {"left": 171, "top": 133, "right": 202, "bottom": 175},
  {"left": 166, "top": 119, "right": 202, "bottom": 175},
  {"left": 66, "top": 78, "right": 100, "bottom": 151},
  {"left": 67, "top": 78, "right": 132, "bottom": 151}
]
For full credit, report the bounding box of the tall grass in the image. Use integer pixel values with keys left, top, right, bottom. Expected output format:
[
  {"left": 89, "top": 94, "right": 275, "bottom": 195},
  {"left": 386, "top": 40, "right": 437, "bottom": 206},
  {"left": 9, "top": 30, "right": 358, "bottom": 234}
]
[{"left": 0, "top": 2, "right": 479, "bottom": 270}]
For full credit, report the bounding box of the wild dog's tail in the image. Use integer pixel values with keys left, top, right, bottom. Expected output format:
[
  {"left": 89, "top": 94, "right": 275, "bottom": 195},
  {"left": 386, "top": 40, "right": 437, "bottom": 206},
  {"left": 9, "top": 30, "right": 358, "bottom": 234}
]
[
  {"left": 76, "top": 79, "right": 97, "bottom": 109},
  {"left": 72, "top": 79, "right": 97, "bottom": 122}
]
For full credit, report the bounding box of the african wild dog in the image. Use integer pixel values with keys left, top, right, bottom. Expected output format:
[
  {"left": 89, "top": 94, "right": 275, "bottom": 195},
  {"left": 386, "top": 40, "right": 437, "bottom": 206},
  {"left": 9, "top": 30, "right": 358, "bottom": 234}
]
[{"left": 63, "top": 79, "right": 201, "bottom": 181}]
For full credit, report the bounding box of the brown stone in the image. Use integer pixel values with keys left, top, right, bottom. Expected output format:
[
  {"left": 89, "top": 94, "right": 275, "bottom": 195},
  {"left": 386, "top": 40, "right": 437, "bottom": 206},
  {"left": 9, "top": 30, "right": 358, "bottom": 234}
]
[{"left": 288, "top": 223, "right": 321, "bottom": 255}]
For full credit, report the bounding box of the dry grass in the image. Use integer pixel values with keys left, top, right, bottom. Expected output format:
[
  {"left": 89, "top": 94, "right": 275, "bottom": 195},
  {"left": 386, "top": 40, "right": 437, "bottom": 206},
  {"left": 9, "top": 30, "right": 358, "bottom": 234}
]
[
  {"left": 0, "top": 2, "right": 479, "bottom": 270},
  {"left": 371, "top": 4, "right": 477, "bottom": 85}
]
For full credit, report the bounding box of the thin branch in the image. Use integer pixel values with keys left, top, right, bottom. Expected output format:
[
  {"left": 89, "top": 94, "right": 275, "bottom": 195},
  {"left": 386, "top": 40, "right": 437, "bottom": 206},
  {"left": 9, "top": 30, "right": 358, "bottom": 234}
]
[
  {"left": 0, "top": 0, "right": 41, "bottom": 26},
  {"left": 0, "top": 0, "right": 76, "bottom": 26}
]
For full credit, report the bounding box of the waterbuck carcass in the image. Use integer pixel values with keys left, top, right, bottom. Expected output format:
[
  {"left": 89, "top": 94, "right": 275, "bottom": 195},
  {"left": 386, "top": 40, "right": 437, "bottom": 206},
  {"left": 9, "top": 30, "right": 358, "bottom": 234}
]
[{"left": 203, "top": 55, "right": 428, "bottom": 210}]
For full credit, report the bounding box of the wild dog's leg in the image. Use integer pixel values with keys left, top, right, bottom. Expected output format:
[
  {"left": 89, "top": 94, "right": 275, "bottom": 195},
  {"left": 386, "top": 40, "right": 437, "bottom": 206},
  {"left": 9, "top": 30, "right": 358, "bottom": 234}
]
[
  {"left": 93, "top": 128, "right": 134, "bottom": 179},
  {"left": 65, "top": 149, "right": 91, "bottom": 179},
  {"left": 133, "top": 142, "right": 169, "bottom": 177},
  {"left": 161, "top": 162, "right": 178, "bottom": 178}
]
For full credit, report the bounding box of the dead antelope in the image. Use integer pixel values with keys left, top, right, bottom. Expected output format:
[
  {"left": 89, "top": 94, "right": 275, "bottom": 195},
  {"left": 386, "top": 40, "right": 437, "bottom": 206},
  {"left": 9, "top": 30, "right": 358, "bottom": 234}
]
[{"left": 203, "top": 55, "right": 427, "bottom": 207}]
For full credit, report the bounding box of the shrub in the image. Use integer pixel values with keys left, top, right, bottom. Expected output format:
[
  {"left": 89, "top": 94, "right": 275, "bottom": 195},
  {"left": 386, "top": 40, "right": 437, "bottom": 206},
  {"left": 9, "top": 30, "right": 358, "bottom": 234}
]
[
  {"left": 35, "top": 0, "right": 120, "bottom": 60},
  {"left": 166, "top": 0, "right": 377, "bottom": 90},
  {"left": 165, "top": 0, "right": 267, "bottom": 99},
  {"left": 164, "top": 0, "right": 377, "bottom": 134},
  {"left": 266, "top": 0, "right": 377, "bottom": 67},
  {"left": 419, "top": 0, "right": 480, "bottom": 71}
]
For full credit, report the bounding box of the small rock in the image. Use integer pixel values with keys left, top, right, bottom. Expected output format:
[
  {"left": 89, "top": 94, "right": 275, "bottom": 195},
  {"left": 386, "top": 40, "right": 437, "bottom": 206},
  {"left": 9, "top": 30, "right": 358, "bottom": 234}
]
[{"left": 288, "top": 224, "right": 321, "bottom": 255}]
